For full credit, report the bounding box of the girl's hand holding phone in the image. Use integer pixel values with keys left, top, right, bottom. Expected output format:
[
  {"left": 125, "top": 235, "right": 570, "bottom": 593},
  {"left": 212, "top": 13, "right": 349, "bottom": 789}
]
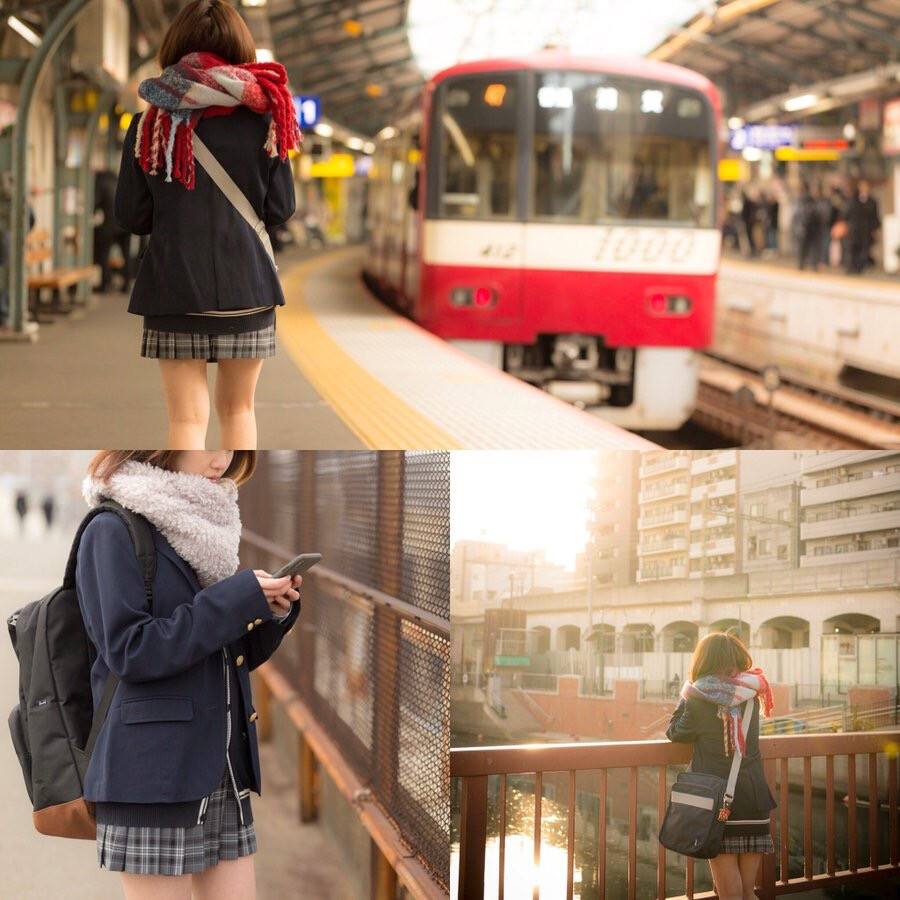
[{"left": 254, "top": 571, "right": 302, "bottom": 616}]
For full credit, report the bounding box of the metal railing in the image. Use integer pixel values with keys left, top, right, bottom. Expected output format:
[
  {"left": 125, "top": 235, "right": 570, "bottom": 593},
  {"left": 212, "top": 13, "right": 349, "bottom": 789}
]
[{"left": 451, "top": 731, "right": 900, "bottom": 899}]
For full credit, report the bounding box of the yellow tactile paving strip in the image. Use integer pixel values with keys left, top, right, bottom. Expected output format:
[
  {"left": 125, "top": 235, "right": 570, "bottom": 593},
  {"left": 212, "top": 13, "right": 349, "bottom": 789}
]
[
  {"left": 277, "top": 250, "right": 463, "bottom": 449},
  {"left": 276, "top": 249, "right": 655, "bottom": 450}
]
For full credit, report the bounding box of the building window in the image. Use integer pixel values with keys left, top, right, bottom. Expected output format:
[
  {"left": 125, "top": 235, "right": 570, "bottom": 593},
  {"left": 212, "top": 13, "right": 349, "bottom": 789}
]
[
  {"left": 759, "top": 538, "right": 772, "bottom": 555},
  {"left": 777, "top": 544, "right": 788, "bottom": 560},
  {"left": 750, "top": 503, "right": 763, "bottom": 516}
]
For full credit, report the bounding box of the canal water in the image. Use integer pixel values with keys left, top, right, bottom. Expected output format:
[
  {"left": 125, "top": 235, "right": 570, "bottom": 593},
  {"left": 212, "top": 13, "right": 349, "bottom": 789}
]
[{"left": 450, "top": 750, "right": 894, "bottom": 899}]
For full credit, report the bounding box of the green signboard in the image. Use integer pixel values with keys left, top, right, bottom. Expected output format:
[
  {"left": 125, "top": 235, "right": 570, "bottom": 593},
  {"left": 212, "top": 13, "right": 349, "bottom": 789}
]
[{"left": 494, "top": 656, "right": 530, "bottom": 667}]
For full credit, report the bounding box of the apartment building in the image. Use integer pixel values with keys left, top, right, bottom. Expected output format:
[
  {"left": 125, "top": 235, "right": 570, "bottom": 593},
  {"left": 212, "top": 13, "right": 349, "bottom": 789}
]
[
  {"left": 742, "top": 484, "right": 800, "bottom": 572},
  {"left": 583, "top": 452, "right": 639, "bottom": 588},
  {"left": 688, "top": 449, "right": 740, "bottom": 578},
  {"left": 799, "top": 451, "right": 900, "bottom": 567}
]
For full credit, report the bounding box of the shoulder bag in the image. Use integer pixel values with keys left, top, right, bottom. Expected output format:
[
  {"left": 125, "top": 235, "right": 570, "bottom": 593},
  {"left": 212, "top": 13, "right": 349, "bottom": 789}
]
[
  {"left": 192, "top": 133, "right": 278, "bottom": 273},
  {"left": 658, "top": 698, "right": 754, "bottom": 858}
]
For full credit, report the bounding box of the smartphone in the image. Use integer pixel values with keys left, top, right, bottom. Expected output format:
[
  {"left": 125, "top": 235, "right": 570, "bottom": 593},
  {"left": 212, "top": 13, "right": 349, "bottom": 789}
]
[{"left": 271, "top": 553, "right": 322, "bottom": 579}]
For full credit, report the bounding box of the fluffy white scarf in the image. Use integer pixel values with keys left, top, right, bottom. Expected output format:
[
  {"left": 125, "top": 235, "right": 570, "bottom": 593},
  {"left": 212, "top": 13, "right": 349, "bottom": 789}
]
[{"left": 83, "top": 460, "right": 242, "bottom": 587}]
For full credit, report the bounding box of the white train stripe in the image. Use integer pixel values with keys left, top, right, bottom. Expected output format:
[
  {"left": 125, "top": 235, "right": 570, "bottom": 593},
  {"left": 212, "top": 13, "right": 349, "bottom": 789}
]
[{"left": 423, "top": 220, "right": 721, "bottom": 275}]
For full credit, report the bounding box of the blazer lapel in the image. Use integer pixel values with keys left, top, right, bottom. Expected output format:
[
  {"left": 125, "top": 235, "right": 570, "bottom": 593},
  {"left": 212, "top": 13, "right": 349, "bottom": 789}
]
[{"left": 152, "top": 529, "right": 202, "bottom": 593}]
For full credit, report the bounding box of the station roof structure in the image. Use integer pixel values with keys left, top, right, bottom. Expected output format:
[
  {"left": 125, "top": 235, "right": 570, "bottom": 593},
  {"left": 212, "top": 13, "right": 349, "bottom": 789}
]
[{"left": 648, "top": 0, "right": 900, "bottom": 120}]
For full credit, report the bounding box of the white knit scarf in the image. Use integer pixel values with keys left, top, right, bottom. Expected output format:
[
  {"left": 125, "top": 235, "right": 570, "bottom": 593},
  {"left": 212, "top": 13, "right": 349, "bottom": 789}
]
[{"left": 83, "top": 460, "right": 242, "bottom": 587}]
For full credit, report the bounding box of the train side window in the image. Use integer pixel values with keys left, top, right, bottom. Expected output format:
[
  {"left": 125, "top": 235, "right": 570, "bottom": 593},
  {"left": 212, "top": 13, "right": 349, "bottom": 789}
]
[{"left": 434, "top": 75, "right": 518, "bottom": 220}]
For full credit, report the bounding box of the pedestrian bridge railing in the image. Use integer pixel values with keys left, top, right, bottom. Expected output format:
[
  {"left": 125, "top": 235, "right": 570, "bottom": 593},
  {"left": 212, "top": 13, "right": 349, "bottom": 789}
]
[{"left": 451, "top": 731, "right": 900, "bottom": 899}]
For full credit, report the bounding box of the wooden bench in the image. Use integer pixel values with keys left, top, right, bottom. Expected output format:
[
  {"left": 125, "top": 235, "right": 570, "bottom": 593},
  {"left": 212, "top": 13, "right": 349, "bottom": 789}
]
[{"left": 25, "top": 228, "right": 100, "bottom": 322}]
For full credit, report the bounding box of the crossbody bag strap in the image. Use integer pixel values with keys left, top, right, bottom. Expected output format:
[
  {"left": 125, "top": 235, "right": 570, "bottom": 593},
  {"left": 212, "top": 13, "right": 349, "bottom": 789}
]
[
  {"left": 192, "top": 133, "right": 278, "bottom": 272},
  {"left": 724, "top": 699, "right": 754, "bottom": 805}
]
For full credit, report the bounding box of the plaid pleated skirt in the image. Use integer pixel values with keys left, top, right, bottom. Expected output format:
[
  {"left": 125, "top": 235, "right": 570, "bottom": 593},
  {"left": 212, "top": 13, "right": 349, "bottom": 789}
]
[
  {"left": 718, "top": 819, "right": 775, "bottom": 855},
  {"left": 96, "top": 773, "right": 257, "bottom": 875},
  {"left": 141, "top": 324, "right": 277, "bottom": 362}
]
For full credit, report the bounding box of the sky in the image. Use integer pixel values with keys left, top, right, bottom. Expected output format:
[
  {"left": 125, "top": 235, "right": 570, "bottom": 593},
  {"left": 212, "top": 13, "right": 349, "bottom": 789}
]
[
  {"left": 451, "top": 451, "right": 599, "bottom": 571},
  {"left": 407, "top": 0, "right": 710, "bottom": 76}
]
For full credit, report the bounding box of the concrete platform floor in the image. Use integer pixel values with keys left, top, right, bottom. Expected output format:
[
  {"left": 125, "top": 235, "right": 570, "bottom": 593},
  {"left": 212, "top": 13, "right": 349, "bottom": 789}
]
[{"left": 0, "top": 245, "right": 362, "bottom": 449}]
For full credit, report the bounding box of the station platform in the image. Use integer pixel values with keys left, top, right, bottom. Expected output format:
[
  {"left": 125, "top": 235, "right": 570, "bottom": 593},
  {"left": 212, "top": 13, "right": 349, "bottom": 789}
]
[
  {"left": 0, "top": 245, "right": 653, "bottom": 450},
  {"left": 715, "top": 255, "right": 900, "bottom": 403}
]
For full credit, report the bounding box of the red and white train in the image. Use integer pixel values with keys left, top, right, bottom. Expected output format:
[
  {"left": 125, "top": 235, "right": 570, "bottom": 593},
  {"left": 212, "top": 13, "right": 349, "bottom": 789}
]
[{"left": 363, "top": 51, "right": 721, "bottom": 430}]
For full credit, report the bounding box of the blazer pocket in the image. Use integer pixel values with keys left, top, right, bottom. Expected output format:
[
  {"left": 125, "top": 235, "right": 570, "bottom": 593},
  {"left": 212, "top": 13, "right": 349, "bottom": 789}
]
[{"left": 120, "top": 696, "right": 194, "bottom": 724}]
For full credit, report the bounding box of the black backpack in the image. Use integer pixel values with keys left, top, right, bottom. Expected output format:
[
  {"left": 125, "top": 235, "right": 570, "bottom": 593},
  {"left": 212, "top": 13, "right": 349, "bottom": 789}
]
[{"left": 6, "top": 501, "right": 155, "bottom": 839}]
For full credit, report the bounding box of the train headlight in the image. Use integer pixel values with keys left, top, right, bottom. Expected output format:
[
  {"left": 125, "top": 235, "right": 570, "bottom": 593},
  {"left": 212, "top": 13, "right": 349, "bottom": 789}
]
[
  {"left": 647, "top": 292, "right": 692, "bottom": 316},
  {"left": 450, "top": 287, "right": 497, "bottom": 309}
]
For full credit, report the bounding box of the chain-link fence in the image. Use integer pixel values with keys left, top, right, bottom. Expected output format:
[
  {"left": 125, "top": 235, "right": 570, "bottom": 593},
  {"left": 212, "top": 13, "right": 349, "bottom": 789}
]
[{"left": 238, "top": 452, "right": 450, "bottom": 890}]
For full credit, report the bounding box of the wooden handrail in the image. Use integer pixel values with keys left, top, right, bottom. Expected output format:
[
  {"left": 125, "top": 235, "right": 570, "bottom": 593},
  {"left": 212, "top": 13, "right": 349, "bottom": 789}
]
[{"left": 451, "top": 731, "right": 900, "bottom": 900}]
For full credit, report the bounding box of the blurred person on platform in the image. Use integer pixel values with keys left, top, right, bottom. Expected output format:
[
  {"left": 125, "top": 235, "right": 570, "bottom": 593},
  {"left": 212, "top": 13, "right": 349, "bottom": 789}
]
[
  {"left": 14, "top": 489, "right": 28, "bottom": 532},
  {"left": 740, "top": 189, "right": 758, "bottom": 258},
  {"left": 843, "top": 179, "right": 880, "bottom": 274},
  {"left": 41, "top": 494, "right": 56, "bottom": 532},
  {"left": 666, "top": 632, "right": 777, "bottom": 900},
  {"left": 796, "top": 182, "right": 825, "bottom": 272},
  {"left": 77, "top": 450, "right": 301, "bottom": 899},
  {"left": 763, "top": 190, "right": 779, "bottom": 257},
  {"left": 94, "top": 170, "right": 133, "bottom": 293},
  {"left": 115, "top": 0, "right": 300, "bottom": 449}
]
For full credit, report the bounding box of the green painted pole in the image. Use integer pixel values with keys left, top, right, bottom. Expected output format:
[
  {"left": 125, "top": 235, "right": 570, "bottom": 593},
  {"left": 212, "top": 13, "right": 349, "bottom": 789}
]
[
  {"left": 8, "top": 0, "right": 92, "bottom": 333},
  {"left": 80, "top": 90, "right": 115, "bottom": 301}
]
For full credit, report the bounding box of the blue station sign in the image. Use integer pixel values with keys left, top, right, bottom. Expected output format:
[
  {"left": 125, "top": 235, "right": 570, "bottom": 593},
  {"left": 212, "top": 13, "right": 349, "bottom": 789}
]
[
  {"left": 729, "top": 124, "right": 797, "bottom": 152},
  {"left": 294, "top": 95, "right": 321, "bottom": 129}
]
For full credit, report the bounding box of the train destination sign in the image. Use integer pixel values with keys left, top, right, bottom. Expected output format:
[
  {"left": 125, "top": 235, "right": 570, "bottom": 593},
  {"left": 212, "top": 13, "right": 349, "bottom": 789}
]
[{"left": 293, "top": 95, "right": 321, "bottom": 128}]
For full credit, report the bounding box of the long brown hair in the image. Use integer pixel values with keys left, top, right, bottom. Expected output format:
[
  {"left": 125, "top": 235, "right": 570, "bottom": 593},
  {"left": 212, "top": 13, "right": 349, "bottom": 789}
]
[
  {"left": 689, "top": 631, "right": 752, "bottom": 682},
  {"left": 157, "top": 0, "right": 257, "bottom": 70},
  {"left": 88, "top": 451, "right": 257, "bottom": 486}
]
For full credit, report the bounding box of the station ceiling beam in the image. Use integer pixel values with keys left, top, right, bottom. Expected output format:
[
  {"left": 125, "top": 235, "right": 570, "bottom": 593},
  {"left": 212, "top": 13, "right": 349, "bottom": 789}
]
[
  {"left": 817, "top": 3, "right": 900, "bottom": 53},
  {"left": 299, "top": 54, "right": 414, "bottom": 95},
  {"left": 275, "top": 0, "right": 402, "bottom": 43}
]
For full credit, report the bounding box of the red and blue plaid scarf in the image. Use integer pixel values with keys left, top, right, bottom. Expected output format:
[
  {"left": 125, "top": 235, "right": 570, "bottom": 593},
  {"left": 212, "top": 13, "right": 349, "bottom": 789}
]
[
  {"left": 135, "top": 51, "right": 301, "bottom": 190},
  {"left": 682, "top": 668, "right": 774, "bottom": 755}
]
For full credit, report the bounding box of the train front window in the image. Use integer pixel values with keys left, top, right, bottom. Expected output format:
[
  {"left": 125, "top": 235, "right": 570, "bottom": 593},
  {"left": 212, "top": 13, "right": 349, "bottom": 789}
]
[
  {"left": 434, "top": 75, "right": 518, "bottom": 220},
  {"left": 532, "top": 72, "right": 714, "bottom": 227}
]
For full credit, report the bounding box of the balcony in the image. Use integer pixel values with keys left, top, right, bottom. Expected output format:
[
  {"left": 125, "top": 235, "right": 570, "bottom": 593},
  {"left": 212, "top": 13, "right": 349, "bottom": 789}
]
[
  {"left": 800, "top": 509, "right": 900, "bottom": 540},
  {"left": 690, "top": 448, "right": 738, "bottom": 475},
  {"left": 637, "top": 538, "right": 688, "bottom": 557},
  {"left": 451, "top": 731, "right": 900, "bottom": 899},
  {"left": 637, "top": 509, "right": 689, "bottom": 530},
  {"left": 640, "top": 454, "right": 691, "bottom": 479},
  {"left": 637, "top": 563, "right": 687, "bottom": 582},
  {"left": 801, "top": 471, "right": 900, "bottom": 506},
  {"left": 691, "top": 478, "right": 737, "bottom": 503},
  {"left": 689, "top": 563, "right": 736, "bottom": 578},
  {"left": 689, "top": 536, "right": 736, "bottom": 558},
  {"left": 800, "top": 545, "right": 900, "bottom": 568},
  {"left": 639, "top": 482, "right": 689, "bottom": 504},
  {"left": 689, "top": 513, "right": 729, "bottom": 530}
]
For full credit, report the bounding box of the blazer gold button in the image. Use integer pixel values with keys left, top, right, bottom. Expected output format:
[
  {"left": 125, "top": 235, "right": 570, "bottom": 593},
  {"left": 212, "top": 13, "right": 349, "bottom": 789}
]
[
  {"left": 235, "top": 655, "right": 245, "bottom": 666},
  {"left": 246, "top": 623, "right": 254, "bottom": 631},
  {"left": 249, "top": 712, "right": 259, "bottom": 723},
  {"left": 254, "top": 618, "right": 263, "bottom": 626}
]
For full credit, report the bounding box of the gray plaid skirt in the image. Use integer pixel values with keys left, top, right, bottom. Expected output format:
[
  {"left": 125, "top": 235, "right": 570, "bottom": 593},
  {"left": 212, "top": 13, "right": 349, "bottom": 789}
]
[
  {"left": 96, "top": 774, "right": 257, "bottom": 875},
  {"left": 141, "top": 325, "right": 276, "bottom": 361},
  {"left": 718, "top": 820, "right": 775, "bottom": 855}
]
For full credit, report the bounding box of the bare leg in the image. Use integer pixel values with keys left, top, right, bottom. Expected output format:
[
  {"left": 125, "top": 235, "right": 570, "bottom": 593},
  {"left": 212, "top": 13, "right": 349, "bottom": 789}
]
[
  {"left": 709, "top": 853, "right": 742, "bottom": 900},
  {"left": 215, "top": 358, "right": 264, "bottom": 450},
  {"left": 119, "top": 872, "right": 192, "bottom": 900},
  {"left": 158, "top": 360, "right": 210, "bottom": 450},
  {"left": 192, "top": 855, "right": 256, "bottom": 900},
  {"left": 738, "top": 852, "right": 764, "bottom": 900}
]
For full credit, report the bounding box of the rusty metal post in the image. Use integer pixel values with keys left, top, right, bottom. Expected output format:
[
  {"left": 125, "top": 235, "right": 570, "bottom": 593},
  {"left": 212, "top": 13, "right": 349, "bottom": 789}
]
[
  {"left": 298, "top": 731, "right": 319, "bottom": 823},
  {"left": 371, "top": 839, "right": 398, "bottom": 900},
  {"left": 458, "top": 775, "right": 488, "bottom": 900},
  {"left": 376, "top": 452, "right": 405, "bottom": 596}
]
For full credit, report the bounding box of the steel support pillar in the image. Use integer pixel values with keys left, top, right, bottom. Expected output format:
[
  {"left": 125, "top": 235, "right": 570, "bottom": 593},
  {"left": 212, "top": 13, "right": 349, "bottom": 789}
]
[
  {"left": 80, "top": 90, "right": 115, "bottom": 301},
  {"left": 8, "top": 0, "right": 92, "bottom": 333}
]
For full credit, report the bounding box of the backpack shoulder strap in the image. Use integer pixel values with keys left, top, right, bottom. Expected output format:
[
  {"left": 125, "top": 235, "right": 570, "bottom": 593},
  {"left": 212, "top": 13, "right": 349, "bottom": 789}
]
[
  {"left": 63, "top": 500, "right": 156, "bottom": 599},
  {"left": 724, "top": 699, "right": 755, "bottom": 804}
]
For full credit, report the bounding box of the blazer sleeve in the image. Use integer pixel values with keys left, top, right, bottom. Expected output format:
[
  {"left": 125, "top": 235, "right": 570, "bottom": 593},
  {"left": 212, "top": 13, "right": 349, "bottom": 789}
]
[
  {"left": 114, "top": 116, "right": 154, "bottom": 235},
  {"left": 263, "top": 153, "right": 296, "bottom": 227},
  {"left": 239, "top": 599, "right": 300, "bottom": 672},
  {"left": 666, "top": 698, "right": 699, "bottom": 743},
  {"left": 76, "top": 514, "right": 275, "bottom": 684}
]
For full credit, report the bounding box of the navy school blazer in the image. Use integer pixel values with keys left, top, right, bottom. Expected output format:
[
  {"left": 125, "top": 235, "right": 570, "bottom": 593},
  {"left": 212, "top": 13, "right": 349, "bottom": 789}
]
[
  {"left": 666, "top": 694, "right": 777, "bottom": 820},
  {"left": 75, "top": 512, "right": 300, "bottom": 805},
  {"left": 114, "top": 106, "right": 296, "bottom": 318}
]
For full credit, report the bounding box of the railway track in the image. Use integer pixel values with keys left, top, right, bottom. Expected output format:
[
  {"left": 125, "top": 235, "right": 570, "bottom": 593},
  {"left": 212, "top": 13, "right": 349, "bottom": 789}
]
[{"left": 693, "top": 355, "right": 900, "bottom": 449}]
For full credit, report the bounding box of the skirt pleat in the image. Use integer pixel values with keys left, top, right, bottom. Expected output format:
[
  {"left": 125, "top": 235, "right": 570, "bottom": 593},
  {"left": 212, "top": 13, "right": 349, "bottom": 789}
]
[{"left": 141, "top": 325, "right": 276, "bottom": 361}]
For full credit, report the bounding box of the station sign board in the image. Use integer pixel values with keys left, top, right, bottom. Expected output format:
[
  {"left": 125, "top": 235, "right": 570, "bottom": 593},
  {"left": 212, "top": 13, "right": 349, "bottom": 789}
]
[
  {"left": 729, "top": 124, "right": 797, "bottom": 152},
  {"left": 293, "top": 95, "right": 321, "bottom": 129},
  {"left": 309, "top": 153, "right": 355, "bottom": 178},
  {"left": 883, "top": 98, "right": 900, "bottom": 156}
]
